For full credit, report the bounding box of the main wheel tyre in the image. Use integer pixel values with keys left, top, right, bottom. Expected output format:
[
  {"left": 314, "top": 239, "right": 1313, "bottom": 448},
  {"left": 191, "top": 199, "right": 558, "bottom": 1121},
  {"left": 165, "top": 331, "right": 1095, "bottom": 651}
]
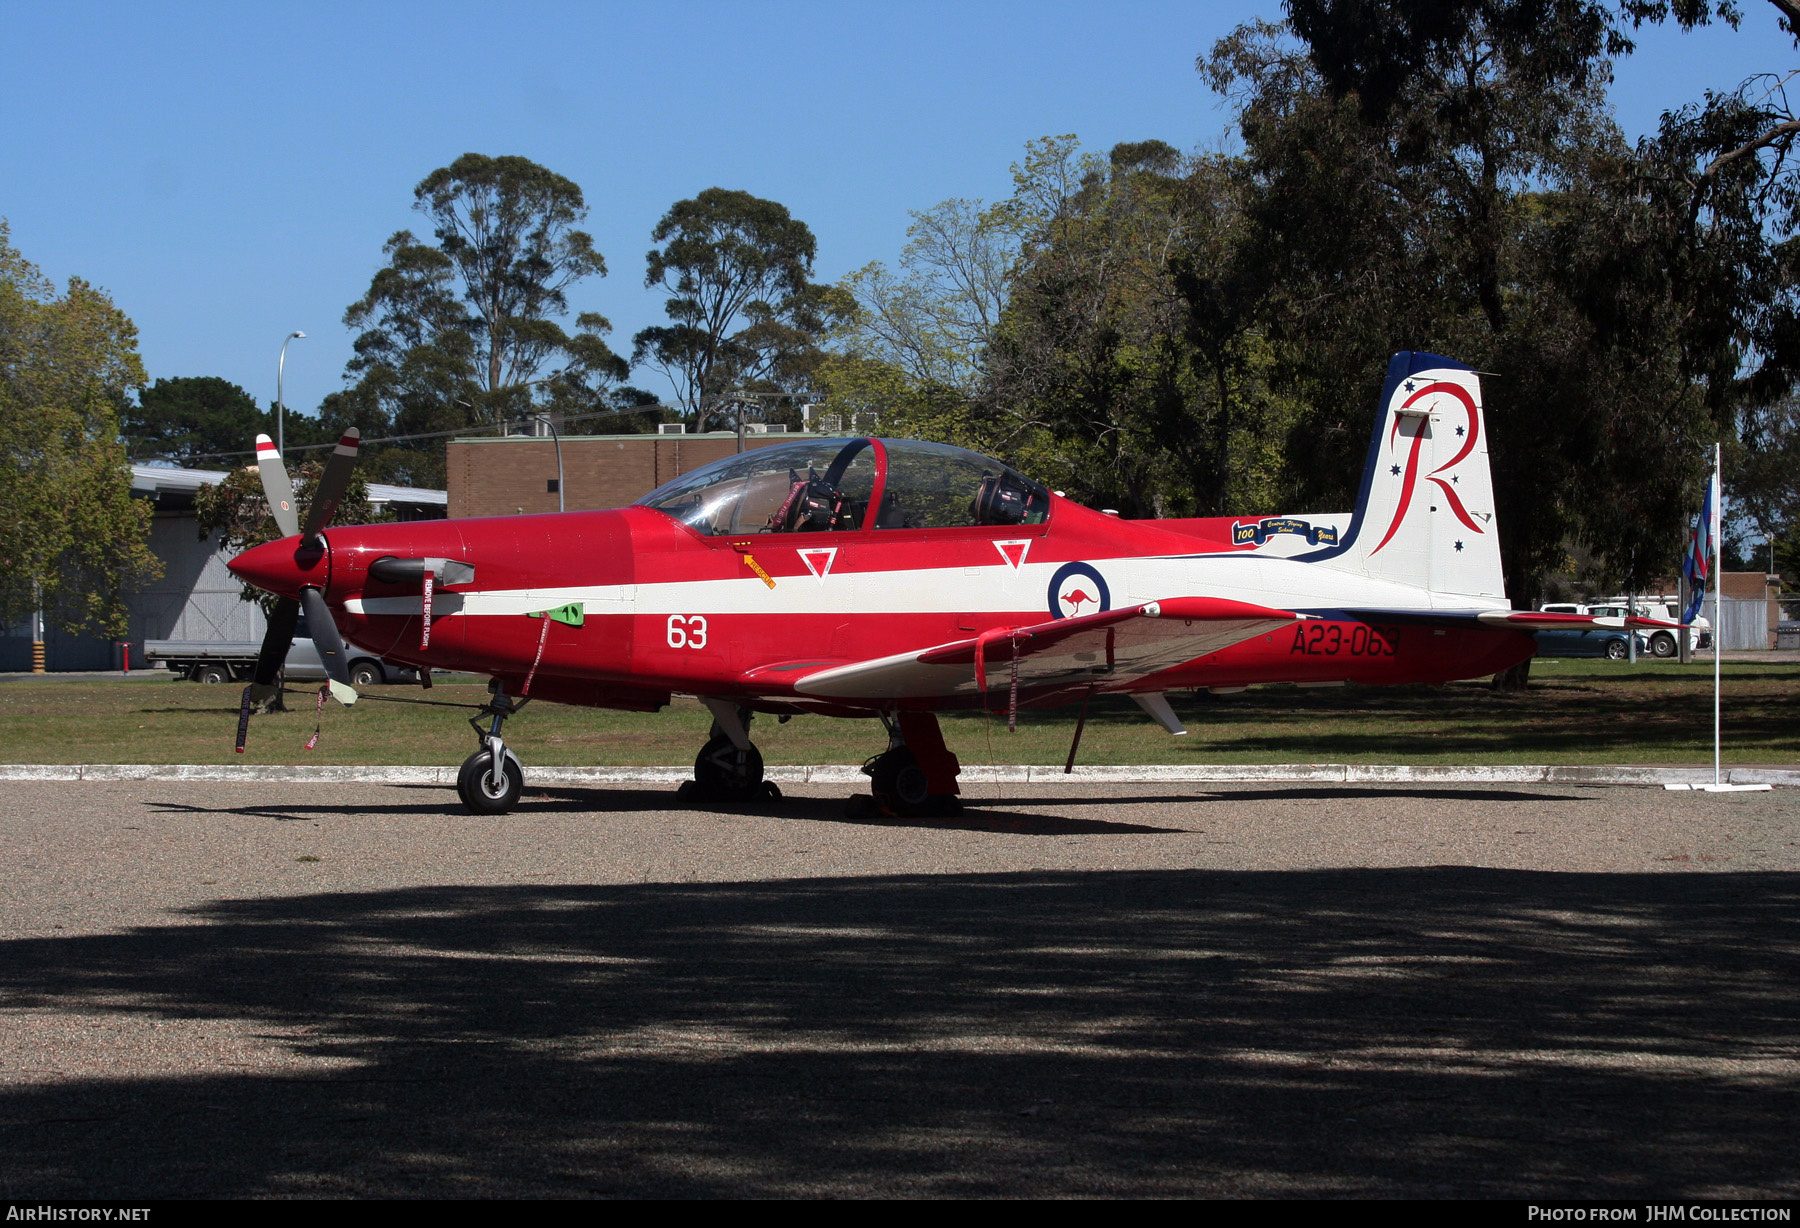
[
  {"left": 457, "top": 749, "right": 523, "bottom": 814},
  {"left": 1650, "top": 632, "right": 1677, "bottom": 659},
  {"left": 349, "top": 660, "right": 384, "bottom": 687},
  {"left": 870, "top": 747, "right": 932, "bottom": 808},
  {"left": 195, "top": 664, "right": 231, "bottom": 685},
  {"left": 868, "top": 747, "right": 957, "bottom": 817},
  {"left": 1605, "top": 638, "right": 1629, "bottom": 661},
  {"left": 692, "top": 734, "right": 765, "bottom": 802}
]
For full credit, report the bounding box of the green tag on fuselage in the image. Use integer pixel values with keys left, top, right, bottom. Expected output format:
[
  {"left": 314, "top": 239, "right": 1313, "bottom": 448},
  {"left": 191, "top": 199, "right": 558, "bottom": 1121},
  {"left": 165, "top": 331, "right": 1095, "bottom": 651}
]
[{"left": 527, "top": 603, "right": 585, "bottom": 627}]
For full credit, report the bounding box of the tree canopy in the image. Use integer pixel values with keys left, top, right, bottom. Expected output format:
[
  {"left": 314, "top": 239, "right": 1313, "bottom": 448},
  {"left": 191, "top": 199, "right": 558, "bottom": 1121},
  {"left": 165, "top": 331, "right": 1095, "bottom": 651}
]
[
  {"left": 331, "top": 153, "right": 627, "bottom": 487},
  {"left": 123, "top": 375, "right": 265, "bottom": 465},
  {"left": 809, "top": 0, "right": 1800, "bottom": 608},
  {"left": 633, "top": 188, "right": 839, "bottom": 431},
  {"left": 0, "top": 219, "right": 160, "bottom": 638}
]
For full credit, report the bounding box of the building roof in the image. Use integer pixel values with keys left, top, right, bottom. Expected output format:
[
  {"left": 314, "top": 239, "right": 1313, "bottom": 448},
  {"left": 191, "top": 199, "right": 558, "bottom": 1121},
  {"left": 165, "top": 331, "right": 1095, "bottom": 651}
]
[{"left": 129, "top": 463, "right": 446, "bottom": 508}]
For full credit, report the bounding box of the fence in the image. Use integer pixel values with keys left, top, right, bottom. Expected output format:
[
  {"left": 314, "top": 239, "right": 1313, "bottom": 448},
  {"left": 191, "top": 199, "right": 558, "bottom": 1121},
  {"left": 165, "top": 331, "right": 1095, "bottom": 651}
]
[{"left": 1716, "top": 596, "right": 1771, "bottom": 651}]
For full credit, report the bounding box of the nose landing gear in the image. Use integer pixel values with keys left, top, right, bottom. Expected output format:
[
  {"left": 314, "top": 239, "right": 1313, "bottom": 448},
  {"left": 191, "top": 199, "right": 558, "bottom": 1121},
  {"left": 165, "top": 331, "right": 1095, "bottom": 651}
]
[
  {"left": 678, "top": 699, "right": 782, "bottom": 804},
  {"left": 457, "top": 684, "right": 529, "bottom": 814}
]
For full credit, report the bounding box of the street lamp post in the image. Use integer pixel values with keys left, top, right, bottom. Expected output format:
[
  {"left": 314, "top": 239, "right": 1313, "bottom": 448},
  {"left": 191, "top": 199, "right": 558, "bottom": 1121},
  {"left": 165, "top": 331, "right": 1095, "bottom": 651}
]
[
  {"left": 456, "top": 371, "right": 567, "bottom": 511},
  {"left": 277, "top": 330, "right": 306, "bottom": 456},
  {"left": 531, "top": 409, "right": 567, "bottom": 513}
]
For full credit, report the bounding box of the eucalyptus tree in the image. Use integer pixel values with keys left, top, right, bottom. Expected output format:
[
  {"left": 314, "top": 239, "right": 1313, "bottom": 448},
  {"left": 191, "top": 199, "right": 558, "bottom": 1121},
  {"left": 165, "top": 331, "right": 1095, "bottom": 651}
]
[
  {"left": 1203, "top": 3, "right": 1711, "bottom": 605},
  {"left": 336, "top": 154, "right": 627, "bottom": 485},
  {"left": 836, "top": 196, "right": 1022, "bottom": 395},
  {"left": 972, "top": 136, "right": 1290, "bottom": 519},
  {"left": 632, "top": 189, "right": 835, "bottom": 431},
  {"left": 1614, "top": 0, "right": 1800, "bottom": 567}
]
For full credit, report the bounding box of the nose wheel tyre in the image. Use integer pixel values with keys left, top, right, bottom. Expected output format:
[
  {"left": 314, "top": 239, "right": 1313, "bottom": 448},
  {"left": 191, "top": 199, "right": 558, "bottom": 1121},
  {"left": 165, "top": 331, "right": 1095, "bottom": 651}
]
[
  {"left": 688, "top": 734, "right": 768, "bottom": 803},
  {"left": 457, "top": 749, "right": 523, "bottom": 814}
]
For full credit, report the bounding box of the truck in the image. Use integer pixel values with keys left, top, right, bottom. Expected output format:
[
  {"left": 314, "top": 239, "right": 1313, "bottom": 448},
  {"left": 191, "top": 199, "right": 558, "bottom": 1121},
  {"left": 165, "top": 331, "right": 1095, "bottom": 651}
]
[
  {"left": 145, "top": 615, "right": 421, "bottom": 686},
  {"left": 1596, "top": 596, "right": 1713, "bottom": 656}
]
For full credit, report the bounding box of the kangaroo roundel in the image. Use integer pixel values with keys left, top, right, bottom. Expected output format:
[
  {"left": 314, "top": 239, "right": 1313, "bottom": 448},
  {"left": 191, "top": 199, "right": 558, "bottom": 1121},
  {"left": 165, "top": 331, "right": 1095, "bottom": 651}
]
[{"left": 1048, "top": 562, "right": 1111, "bottom": 619}]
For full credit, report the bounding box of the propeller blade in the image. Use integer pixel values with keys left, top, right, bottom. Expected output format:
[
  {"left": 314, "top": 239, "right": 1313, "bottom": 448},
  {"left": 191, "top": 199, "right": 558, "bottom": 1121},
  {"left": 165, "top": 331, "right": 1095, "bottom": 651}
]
[
  {"left": 302, "top": 427, "right": 361, "bottom": 541},
  {"left": 299, "top": 586, "right": 357, "bottom": 701},
  {"left": 254, "top": 435, "right": 300, "bottom": 538},
  {"left": 253, "top": 597, "right": 300, "bottom": 693}
]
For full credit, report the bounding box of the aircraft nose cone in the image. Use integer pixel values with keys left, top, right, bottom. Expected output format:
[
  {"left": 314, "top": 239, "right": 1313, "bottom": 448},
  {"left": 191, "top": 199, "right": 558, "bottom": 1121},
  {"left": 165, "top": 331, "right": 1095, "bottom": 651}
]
[{"left": 228, "top": 535, "right": 328, "bottom": 600}]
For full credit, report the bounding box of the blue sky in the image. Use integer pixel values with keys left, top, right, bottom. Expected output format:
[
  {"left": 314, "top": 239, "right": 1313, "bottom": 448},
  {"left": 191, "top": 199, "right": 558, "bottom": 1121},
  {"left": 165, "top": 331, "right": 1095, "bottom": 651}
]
[{"left": 0, "top": 1, "right": 1769, "bottom": 423}]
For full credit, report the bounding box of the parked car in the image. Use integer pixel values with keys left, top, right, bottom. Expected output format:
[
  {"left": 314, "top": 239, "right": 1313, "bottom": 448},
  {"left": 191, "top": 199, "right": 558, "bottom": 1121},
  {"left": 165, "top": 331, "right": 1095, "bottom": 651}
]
[
  {"left": 1532, "top": 609, "right": 1644, "bottom": 660},
  {"left": 145, "top": 616, "right": 420, "bottom": 686},
  {"left": 1534, "top": 601, "right": 1710, "bottom": 658}
]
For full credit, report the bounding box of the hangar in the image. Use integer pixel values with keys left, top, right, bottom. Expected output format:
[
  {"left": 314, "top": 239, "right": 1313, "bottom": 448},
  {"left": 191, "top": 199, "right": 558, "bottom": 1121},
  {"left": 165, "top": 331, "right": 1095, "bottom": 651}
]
[{"left": 0, "top": 464, "right": 445, "bottom": 672}]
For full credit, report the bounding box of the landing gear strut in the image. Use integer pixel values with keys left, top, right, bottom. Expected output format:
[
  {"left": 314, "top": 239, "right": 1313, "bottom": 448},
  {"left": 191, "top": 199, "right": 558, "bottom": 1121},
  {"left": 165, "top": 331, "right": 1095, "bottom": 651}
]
[
  {"left": 855, "top": 710, "right": 962, "bottom": 818},
  {"left": 457, "top": 683, "right": 528, "bottom": 814},
  {"left": 678, "top": 699, "right": 782, "bottom": 804}
]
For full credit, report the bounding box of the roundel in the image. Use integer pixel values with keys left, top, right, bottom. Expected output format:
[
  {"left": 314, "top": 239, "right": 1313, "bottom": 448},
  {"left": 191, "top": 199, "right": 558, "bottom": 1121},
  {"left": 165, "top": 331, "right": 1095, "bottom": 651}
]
[{"left": 1047, "top": 561, "right": 1111, "bottom": 620}]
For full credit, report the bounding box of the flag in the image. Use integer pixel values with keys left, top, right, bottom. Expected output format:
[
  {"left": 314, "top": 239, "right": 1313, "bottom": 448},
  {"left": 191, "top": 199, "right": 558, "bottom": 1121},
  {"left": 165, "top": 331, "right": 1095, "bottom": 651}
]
[{"left": 1683, "top": 473, "right": 1716, "bottom": 624}]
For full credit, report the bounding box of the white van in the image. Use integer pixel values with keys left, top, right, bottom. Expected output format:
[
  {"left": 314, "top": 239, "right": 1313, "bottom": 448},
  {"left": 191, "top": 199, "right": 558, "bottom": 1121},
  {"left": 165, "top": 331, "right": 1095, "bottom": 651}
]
[{"left": 1598, "top": 596, "right": 1712, "bottom": 655}]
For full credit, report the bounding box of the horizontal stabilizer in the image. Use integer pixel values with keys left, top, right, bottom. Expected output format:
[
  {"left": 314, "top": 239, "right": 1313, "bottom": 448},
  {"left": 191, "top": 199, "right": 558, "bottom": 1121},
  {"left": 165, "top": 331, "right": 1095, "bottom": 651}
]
[{"left": 1331, "top": 608, "right": 1682, "bottom": 633}]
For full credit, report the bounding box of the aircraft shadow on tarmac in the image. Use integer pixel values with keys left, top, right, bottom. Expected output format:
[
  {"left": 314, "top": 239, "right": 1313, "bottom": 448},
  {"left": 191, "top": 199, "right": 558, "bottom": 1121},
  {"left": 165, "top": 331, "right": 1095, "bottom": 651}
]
[
  {"left": 1, "top": 867, "right": 1797, "bottom": 1198},
  {"left": 146, "top": 790, "right": 1185, "bottom": 835},
  {"left": 141, "top": 781, "right": 1595, "bottom": 830}
]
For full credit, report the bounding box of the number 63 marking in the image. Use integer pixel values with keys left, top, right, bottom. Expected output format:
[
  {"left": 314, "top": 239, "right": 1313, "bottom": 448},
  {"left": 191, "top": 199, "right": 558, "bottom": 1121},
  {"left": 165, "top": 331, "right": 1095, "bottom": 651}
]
[{"left": 666, "top": 614, "right": 709, "bottom": 649}]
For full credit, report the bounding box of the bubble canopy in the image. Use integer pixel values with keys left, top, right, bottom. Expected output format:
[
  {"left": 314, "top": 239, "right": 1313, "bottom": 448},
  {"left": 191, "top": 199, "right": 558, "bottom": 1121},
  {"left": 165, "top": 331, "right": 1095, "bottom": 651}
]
[{"left": 634, "top": 438, "right": 1051, "bottom": 537}]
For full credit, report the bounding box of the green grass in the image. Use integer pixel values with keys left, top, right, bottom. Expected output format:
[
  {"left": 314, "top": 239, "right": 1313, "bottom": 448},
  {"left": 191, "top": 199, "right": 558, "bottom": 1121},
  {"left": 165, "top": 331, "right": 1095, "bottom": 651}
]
[{"left": 1, "top": 659, "right": 1795, "bottom": 767}]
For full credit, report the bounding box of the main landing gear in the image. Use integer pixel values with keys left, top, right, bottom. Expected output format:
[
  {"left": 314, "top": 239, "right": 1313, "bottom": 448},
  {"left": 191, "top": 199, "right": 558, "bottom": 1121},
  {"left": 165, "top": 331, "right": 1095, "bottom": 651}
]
[
  {"left": 457, "top": 684, "right": 529, "bottom": 814},
  {"left": 852, "top": 710, "right": 963, "bottom": 819},
  {"left": 677, "top": 699, "right": 783, "bottom": 805}
]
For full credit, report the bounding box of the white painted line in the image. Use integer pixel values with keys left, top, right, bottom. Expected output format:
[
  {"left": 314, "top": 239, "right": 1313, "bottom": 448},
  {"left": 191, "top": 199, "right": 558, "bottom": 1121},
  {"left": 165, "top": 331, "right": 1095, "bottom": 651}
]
[{"left": 0, "top": 764, "right": 1794, "bottom": 787}]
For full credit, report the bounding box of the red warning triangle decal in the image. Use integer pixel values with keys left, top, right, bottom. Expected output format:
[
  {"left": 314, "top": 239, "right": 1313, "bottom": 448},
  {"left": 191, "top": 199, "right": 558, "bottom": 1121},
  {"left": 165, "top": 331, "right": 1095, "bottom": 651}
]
[
  {"left": 993, "top": 539, "right": 1032, "bottom": 569},
  {"left": 798, "top": 547, "right": 838, "bottom": 581}
]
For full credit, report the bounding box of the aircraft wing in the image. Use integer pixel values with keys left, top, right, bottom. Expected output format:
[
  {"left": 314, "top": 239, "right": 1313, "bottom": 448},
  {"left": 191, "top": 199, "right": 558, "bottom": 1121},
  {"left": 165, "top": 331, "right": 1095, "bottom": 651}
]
[{"left": 791, "top": 596, "right": 1298, "bottom": 701}]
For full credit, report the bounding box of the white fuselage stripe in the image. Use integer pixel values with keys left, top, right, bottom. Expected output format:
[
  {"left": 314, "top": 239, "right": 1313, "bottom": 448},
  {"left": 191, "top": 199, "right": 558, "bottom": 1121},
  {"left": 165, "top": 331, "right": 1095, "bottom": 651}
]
[{"left": 341, "top": 554, "right": 1509, "bottom": 619}]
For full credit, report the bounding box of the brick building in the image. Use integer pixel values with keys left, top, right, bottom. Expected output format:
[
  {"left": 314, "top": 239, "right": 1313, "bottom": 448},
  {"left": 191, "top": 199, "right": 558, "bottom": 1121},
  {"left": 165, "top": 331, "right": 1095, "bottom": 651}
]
[{"left": 445, "top": 430, "right": 828, "bottom": 519}]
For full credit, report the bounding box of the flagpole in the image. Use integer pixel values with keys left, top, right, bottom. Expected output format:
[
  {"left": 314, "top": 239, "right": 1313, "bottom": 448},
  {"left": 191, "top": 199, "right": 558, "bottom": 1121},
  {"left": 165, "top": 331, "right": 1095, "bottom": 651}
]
[{"left": 1713, "top": 441, "right": 1723, "bottom": 787}]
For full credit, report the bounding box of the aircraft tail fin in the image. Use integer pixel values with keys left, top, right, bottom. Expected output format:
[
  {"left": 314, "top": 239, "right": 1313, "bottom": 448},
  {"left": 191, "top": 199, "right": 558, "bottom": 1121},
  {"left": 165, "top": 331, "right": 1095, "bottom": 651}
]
[{"left": 1309, "top": 352, "right": 1506, "bottom": 600}]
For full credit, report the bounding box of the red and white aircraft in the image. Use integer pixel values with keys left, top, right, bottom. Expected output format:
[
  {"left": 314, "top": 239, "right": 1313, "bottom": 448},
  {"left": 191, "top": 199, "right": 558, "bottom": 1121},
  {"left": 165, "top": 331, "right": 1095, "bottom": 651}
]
[{"left": 229, "top": 352, "right": 1674, "bottom": 814}]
